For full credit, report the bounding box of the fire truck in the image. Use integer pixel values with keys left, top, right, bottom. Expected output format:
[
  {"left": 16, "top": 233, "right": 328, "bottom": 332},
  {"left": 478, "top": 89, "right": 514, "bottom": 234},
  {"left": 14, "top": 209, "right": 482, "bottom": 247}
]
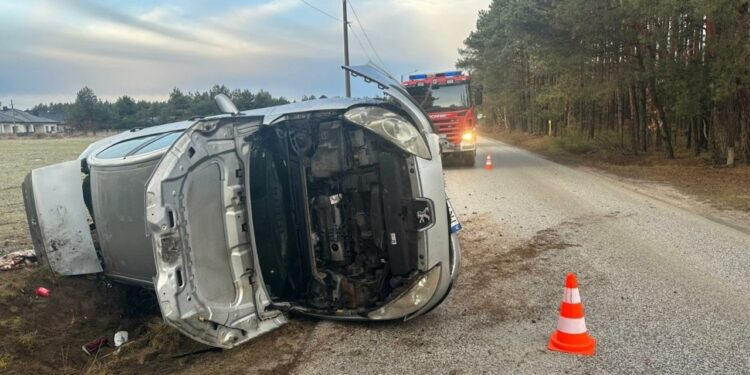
[{"left": 402, "top": 71, "right": 481, "bottom": 166}]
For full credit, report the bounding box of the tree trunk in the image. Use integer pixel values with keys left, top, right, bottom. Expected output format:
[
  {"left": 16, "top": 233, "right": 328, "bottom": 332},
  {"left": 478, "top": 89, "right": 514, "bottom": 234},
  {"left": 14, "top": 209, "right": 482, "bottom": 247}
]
[
  {"left": 739, "top": 88, "right": 750, "bottom": 163},
  {"left": 638, "top": 86, "right": 649, "bottom": 152},
  {"left": 618, "top": 89, "right": 625, "bottom": 148},
  {"left": 710, "top": 104, "right": 724, "bottom": 165},
  {"left": 727, "top": 146, "right": 735, "bottom": 166},
  {"left": 649, "top": 77, "right": 675, "bottom": 159},
  {"left": 629, "top": 85, "right": 640, "bottom": 155}
]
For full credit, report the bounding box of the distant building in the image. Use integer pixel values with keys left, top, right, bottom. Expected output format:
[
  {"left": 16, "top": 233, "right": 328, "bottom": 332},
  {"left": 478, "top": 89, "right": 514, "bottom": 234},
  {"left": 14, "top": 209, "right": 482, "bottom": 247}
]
[{"left": 0, "top": 107, "right": 64, "bottom": 135}]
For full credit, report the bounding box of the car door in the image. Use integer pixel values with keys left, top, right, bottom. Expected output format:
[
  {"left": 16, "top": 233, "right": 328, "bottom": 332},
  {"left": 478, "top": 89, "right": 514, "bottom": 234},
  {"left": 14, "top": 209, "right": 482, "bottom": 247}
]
[
  {"left": 145, "top": 115, "right": 286, "bottom": 348},
  {"left": 22, "top": 160, "right": 103, "bottom": 276}
]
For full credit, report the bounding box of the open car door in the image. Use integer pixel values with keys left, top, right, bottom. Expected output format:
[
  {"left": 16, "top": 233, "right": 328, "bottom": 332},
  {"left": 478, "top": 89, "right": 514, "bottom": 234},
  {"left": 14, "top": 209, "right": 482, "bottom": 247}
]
[{"left": 145, "top": 115, "right": 286, "bottom": 348}]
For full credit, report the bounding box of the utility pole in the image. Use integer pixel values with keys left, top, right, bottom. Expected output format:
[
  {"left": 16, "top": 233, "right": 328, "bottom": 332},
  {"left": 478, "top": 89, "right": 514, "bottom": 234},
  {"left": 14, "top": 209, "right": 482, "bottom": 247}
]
[{"left": 342, "top": 0, "right": 351, "bottom": 98}]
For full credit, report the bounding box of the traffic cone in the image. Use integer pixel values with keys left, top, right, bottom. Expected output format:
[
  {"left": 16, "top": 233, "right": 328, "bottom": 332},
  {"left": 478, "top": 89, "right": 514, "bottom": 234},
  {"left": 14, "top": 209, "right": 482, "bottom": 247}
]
[
  {"left": 548, "top": 273, "right": 596, "bottom": 356},
  {"left": 484, "top": 155, "right": 493, "bottom": 170}
]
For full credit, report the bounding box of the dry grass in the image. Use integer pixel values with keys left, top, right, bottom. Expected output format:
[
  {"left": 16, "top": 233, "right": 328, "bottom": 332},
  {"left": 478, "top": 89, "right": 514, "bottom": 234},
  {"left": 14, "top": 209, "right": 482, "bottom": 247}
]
[
  {"left": 0, "top": 137, "right": 101, "bottom": 255},
  {"left": 0, "top": 352, "right": 12, "bottom": 371},
  {"left": 481, "top": 126, "right": 750, "bottom": 211}
]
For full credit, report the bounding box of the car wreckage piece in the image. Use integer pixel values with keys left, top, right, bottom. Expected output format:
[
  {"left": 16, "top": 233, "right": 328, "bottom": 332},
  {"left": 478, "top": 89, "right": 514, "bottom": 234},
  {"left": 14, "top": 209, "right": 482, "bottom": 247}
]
[{"left": 21, "top": 64, "right": 462, "bottom": 348}]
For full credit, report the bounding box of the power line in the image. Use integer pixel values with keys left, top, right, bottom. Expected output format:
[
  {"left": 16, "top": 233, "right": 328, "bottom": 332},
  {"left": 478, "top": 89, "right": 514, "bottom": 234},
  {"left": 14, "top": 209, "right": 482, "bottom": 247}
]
[
  {"left": 299, "top": 0, "right": 342, "bottom": 22},
  {"left": 347, "top": 0, "right": 388, "bottom": 70},
  {"left": 348, "top": 24, "right": 373, "bottom": 62}
]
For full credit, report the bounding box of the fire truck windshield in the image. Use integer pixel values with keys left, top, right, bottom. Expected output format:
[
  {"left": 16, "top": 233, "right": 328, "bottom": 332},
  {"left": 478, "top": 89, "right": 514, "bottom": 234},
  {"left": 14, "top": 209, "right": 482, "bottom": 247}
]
[{"left": 406, "top": 83, "right": 470, "bottom": 112}]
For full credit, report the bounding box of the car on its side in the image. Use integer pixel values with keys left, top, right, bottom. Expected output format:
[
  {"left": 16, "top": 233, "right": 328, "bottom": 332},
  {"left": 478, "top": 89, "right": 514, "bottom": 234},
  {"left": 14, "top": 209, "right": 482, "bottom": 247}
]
[{"left": 22, "top": 64, "right": 462, "bottom": 348}]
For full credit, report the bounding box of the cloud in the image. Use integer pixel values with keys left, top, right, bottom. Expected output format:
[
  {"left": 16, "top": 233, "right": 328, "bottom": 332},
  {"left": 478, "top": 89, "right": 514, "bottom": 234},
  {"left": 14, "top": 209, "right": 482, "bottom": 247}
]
[
  {"left": 0, "top": 0, "right": 490, "bottom": 109},
  {"left": 53, "top": 0, "right": 210, "bottom": 46}
]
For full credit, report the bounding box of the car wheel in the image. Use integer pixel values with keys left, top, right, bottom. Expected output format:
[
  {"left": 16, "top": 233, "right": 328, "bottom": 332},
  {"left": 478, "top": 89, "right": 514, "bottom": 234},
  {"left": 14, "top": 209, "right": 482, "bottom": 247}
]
[{"left": 463, "top": 151, "right": 476, "bottom": 167}]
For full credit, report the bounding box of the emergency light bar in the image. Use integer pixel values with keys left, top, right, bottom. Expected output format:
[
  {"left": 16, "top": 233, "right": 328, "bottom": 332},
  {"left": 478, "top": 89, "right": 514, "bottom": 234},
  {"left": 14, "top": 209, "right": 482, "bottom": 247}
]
[
  {"left": 408, "top": 71, "right": 464, "bottom": 80},
  {"left": 441, "top": 71, "right": 462, "bottom": 77}
]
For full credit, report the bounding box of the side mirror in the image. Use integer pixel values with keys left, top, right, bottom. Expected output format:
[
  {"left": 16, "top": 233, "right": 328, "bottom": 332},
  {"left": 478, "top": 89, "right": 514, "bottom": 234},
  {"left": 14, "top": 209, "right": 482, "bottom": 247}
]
[
  {"left": 214, "top": 93, "right": 240, "bottom": 115},
  {"left": 473, "top": 85, "right": 484, "bottom": 106}
]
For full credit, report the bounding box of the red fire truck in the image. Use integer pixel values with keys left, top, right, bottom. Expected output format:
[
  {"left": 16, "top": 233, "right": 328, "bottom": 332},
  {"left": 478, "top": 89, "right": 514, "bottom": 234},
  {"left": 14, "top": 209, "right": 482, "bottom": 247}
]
[{"left": 402, "top": 71, "right": 481, "bottom": 166}]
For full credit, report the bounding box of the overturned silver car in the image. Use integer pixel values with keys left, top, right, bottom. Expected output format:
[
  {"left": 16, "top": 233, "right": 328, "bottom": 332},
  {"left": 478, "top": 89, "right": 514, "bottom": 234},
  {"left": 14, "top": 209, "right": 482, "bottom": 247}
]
[{"left": 21, "top": 65, "right": 461, "bottom": 348}]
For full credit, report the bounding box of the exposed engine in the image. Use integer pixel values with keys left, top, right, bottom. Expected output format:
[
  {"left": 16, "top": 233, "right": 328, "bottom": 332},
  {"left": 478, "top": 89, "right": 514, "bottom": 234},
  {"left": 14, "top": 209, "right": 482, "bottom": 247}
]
[
  {"left": 250, "top": 112, "right": 419, "bottom": 314},
  {"left": 307, "top": 121, "right": 386, "bottom": 310}
]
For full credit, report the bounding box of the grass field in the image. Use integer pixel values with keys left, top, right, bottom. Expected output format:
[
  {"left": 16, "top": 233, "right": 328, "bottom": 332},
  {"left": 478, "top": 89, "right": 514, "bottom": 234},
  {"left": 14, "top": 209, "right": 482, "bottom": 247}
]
[{"left": 0, "top": 137, "right": 101, "bottom": 255}]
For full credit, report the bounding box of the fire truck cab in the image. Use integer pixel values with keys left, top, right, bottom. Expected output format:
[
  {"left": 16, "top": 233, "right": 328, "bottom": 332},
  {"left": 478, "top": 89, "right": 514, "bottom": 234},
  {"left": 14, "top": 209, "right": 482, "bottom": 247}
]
[{"left": 402, "top": 71, "right": 481, "bottom": 166}]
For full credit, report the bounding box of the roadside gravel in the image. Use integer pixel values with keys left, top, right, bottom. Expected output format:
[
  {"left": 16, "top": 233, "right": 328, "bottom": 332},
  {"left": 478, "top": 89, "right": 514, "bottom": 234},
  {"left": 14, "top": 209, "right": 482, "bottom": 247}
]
[{"left": 292, "top": 137, "right": 750, "bottom": 374}]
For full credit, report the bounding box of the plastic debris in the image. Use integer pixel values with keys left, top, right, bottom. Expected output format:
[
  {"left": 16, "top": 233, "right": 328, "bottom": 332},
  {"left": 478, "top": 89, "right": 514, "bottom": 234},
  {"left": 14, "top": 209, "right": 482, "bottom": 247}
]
[
  {"left": 114, "top": 331, "right": 129, "bottom": 347},
  {"left": 35, "top": 287, "right": 50, "bottom": 297},
  {"left": 0, "top": 250, "right": 37, "bottom": 271},
  {"left": 82, "top": 337, "right": 109, "bottom": 356}
]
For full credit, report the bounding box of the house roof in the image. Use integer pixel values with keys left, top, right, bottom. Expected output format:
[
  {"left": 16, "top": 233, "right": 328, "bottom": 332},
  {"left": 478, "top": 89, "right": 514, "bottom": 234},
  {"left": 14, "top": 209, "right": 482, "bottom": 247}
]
[
  {"left": 0, "top": 108, "right": 61, "bottom": 124},
  {"left": 37, "top": 111, "right": 67, "bottom": 123}
]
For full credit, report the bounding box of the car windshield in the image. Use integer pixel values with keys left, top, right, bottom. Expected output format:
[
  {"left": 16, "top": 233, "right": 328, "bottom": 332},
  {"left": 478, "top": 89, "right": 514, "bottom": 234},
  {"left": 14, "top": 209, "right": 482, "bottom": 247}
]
[{"left": 406, "top": 83, "right": 470, "bottom": 112}]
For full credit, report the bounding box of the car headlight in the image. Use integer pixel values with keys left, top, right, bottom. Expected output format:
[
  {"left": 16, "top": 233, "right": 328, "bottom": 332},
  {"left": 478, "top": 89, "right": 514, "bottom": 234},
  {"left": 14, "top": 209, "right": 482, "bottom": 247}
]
[
  {"left": 344, "top": 106, "right": 431, "bottom": 159},
  {"left": 462, "top": 131, "right": 475, "bottom": 142},
  {"left": 368, "top": 265, "right": 441, "bottom": 320}
]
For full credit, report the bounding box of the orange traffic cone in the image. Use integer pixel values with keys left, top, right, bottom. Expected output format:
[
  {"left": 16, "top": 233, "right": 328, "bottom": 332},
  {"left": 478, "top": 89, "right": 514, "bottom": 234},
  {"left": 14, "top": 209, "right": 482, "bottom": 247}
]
[
  {"left": 548, "top": 273, "right": 596, "bottom": 356},
  {"left": 484, "top": 155, "right": 493, "bottom": 170}
]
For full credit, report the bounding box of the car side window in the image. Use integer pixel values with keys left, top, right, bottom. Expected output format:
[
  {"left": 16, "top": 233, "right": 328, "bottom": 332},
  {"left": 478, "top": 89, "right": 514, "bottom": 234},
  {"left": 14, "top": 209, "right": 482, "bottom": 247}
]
[
  {"left": 96, "top": 135, "right": 159, "bottom": 159},
  {"left": 131, "top": 132, "right": 181, "bottom": 156}
]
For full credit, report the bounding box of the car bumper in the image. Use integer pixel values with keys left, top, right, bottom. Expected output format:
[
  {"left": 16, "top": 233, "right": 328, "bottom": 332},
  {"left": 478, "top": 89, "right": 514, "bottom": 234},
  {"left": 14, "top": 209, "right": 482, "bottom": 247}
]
[{"left": 440, "top": 140, "right": 476, "bottom": 154}]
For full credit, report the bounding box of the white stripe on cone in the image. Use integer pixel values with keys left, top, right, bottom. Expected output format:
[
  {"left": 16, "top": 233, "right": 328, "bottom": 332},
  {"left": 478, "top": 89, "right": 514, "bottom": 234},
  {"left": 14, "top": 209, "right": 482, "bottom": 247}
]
[
  {"left": 563, "top": 288, "right": 581, "bottom": 304},
  {"left": 556, "top": 316, "right": 588, "bottom": 334}
]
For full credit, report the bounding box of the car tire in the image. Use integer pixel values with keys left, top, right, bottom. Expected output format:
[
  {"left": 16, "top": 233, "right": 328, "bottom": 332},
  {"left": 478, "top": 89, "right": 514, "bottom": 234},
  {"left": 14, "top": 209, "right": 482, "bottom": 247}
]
[{"left": 463, "top": 151, "right": 476, "bottom": 167}]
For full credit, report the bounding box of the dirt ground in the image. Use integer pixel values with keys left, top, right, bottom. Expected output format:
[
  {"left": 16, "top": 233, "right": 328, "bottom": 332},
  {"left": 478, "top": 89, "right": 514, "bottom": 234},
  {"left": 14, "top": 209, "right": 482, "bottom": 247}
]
[
  {"left": 480, "top": 127, "right": 750, "bottom": 212},
  {"left": 0, "top": 264, "right": 329, "bottom": 374}
]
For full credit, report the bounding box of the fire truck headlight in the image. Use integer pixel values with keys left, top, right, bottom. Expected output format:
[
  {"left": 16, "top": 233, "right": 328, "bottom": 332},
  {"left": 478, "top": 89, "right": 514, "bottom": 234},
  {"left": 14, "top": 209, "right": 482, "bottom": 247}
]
[
  {"left": 462, "top": 132, "right": 475, "bottom": 142},
  {"left": 344, "top": 106, "right": 432, "bottom": 159}
]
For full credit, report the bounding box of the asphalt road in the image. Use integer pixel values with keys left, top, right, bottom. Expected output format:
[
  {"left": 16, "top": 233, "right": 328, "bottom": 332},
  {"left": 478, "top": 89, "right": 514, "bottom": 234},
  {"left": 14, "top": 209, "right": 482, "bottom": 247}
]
[{"left": 290, "top": 137, "right": 750, "bottom": 374}]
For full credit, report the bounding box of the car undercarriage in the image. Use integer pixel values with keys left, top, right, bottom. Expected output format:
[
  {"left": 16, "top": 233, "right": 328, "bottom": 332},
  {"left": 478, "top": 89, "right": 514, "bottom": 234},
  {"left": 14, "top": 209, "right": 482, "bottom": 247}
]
[{"left": 249, "top": 112, "right": 423, "bottom": 316}]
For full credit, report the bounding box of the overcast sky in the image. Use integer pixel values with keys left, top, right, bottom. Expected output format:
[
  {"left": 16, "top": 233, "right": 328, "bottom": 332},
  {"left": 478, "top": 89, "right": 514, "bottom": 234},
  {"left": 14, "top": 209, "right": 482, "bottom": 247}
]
[{"left": 0, "top": 0, "right": 489, "bottom": 110}]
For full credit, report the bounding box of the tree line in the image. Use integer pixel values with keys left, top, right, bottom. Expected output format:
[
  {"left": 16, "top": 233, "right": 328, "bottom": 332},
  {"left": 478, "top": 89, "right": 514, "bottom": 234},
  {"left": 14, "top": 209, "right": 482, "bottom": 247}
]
[
  {"left": 459, "top": 0, "right": 750, "bottom": 164},
  {"left": 29, "top": 86, "right": 326, "bottom": 132}
]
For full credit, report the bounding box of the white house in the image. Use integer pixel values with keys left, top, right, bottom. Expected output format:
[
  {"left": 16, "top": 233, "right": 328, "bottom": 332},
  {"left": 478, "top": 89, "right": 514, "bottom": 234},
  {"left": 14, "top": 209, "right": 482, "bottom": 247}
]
[{"left": 0, "top": 107, "right": 64, "bottom": 135}]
